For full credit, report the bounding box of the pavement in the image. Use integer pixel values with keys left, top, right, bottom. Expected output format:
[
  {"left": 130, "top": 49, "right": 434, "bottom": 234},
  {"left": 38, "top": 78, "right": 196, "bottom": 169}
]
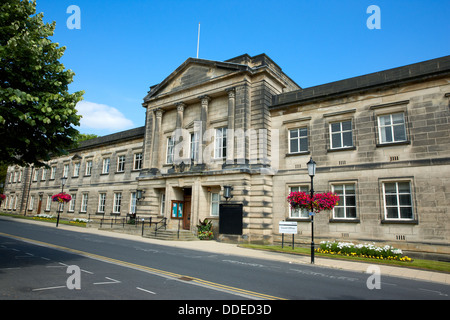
[{"left": 2, "top": 216, "right": 450, "bottom": 285}]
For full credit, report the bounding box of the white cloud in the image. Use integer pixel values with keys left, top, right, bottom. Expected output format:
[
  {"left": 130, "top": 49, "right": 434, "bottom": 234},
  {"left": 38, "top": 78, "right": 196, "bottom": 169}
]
[{"left": 76, "top": 101, "right": 134, "bottom": 132}]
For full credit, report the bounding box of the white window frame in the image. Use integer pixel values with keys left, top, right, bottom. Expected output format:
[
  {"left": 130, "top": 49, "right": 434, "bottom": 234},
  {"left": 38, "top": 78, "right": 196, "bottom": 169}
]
[
  {"left": 29, "top": 195, "right": 35, "bottom": 211},
  {"left": 41, "top": 168, "right": 47, "bottom": 181},
  {"left": 190, "top": 132, "right": 199, "bottom": 162},
  {"left": 63, "top": 164, "right": 69, "bottom": 178},
  {"left": 32, "top": 169, "right": 38, "bottom": 181},
  {"left": 160, "top": 193, "right": 166, "bottom": 216},
  {"left": 102, "top": 158, "right": 110, "bottom": 174},
  {"left": 50, "top": 166, "right": 56, "bottom": 179},
  {"left": 289, "top": 186, "right": 310, "bottom": 218},
  {"left": 69, "top": 194, "right": 76, "bottom": 212},
  {"left": 98, "top": 193, "right": 106, "bottom": 213},
  {"left": 73, "top": 162, "right": 80, "bottom": 177},
  {"left": 81, "top": 194, "right": 88, "bottom": 213},
  {"left": 378, "top": 113, "right": 407, "bottom": 144},
  {"left": 288, "top": 128, "right": 308, "bottom": 154},
  {"left": 85, "top": 160, "right": 92, "bottom": 176},
  {"left": 382, "top": 181, "right": 414, "bottom": 221},
  {"left": 117, "top": 156, "right": 125, "bottom": 172},
  {"left": 329, "top": 120, "right": 353, "bottom": 149},
  {"left": 113, "top": 192, "right": 122, "bottom": 214},
  {"left": 133, "top": 153, "right": 142, "bottom": 170},
  {"left": 332, "top": 183, "right": 357, "bottom": 219},
  {"left": 214, "top": 127, "right": 227, "bottom": 159},
  {"left": 130, "top": 192, "right": 137, "bottom": 214},
  {"left": 45, "top": 195, "right": 52, "bottom": 211},
  {"left": 210, "top": 192, "right": 220, "bottom": 216},
  {"left": 166, "top": 137, "right": 174, "bottom": 164}
]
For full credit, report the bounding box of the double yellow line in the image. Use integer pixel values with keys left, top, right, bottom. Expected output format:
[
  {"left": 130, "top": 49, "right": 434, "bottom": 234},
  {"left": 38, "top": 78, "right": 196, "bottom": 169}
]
[{"left": 0, "top": 232, "right": 285, "bottom": 300}]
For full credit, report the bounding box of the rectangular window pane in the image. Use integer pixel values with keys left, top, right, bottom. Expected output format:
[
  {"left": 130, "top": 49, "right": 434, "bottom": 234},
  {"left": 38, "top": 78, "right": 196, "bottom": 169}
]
[
  {"left": 346, "top": 207, "right": 357, "bottom": 218},
  {"left": 381, "top": 126, "right": 392, "bottom": 143},
  {"left": 299, "top": 138, "right": 308, "bottom": 152},
  {"left": 342, "top": 131, "right": 352, "bottom": 147},
  {"left": 289, "top": 129, "right": 298, "bottom": 138},
  {"left": 331, "top": 122, "right": 341, "bottom": 132},
  {"left": 334, "top": 207, "right": 345, "bottom": 218},
  {"left": 342, "top": 120, "right": 352, "bottom": 131},
  {"left": 398, "top": 182, "right": 411, "bottom": 193},
  {"left": 331, "top": 133, "right": 341, "bottom": 148},
  {"left": 400, "top": 207, "right": 413, "bottom": 219},
  {"left": 393, "top": 124, "right": 406, "bottom": 141},
  {"left": 386, "top": 207, "right": 398, "bottom": 219},
  {"left": 385, "top": 195, "right": 397, "bottom": 206},
  {"left": 392, "top": 113, "right": 404, "bottom": 124}
]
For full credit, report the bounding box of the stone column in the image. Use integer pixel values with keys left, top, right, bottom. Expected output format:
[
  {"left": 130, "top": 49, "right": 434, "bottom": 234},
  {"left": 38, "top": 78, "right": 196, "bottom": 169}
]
[
  {"left": 175, "top": 102, "right": 186, "bottom": 129},
  {"left": 151, "top": 108, "right": 164, "bottom": 169},
  {"left": 226, "top": 88, "right": 235, "bottom": 164},
  {"left": 198, "top": 95, "right": 211, "bottom": 164}
]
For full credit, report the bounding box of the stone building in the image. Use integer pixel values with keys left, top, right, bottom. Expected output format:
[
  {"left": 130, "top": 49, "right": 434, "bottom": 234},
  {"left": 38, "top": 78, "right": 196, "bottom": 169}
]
[{"left": 2, "top": 54, "right": 449, "bottom": 258}]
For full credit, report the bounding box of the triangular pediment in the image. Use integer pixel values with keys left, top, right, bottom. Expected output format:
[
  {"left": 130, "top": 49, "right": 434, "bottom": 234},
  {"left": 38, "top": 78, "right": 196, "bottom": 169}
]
[{"left": 143, "top": 58, "right": 249, "bottom": 101}]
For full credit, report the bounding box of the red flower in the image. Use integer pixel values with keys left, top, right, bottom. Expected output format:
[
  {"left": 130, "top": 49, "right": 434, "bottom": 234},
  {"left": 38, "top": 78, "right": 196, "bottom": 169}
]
[
  {"left": 52, "top": 193, "right": 72, "bottom": 203},
  {"left": 287, "top": 191, "right": 339, "bottom": 213}
]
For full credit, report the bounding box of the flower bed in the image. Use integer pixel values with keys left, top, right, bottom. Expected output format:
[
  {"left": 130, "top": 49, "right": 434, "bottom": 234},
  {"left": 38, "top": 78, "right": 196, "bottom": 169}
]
[
  {"left": 33, "top": 213, "right": 55, "bottom": 221},
  {"left": 197, "top": 218, "right": 214, "bottom": 240},
  {"left": 70, "top": 218, "right": 91, "bottom": 224},
  {"left": 317, "top": 241, "right": 412, "bottom": 262}
]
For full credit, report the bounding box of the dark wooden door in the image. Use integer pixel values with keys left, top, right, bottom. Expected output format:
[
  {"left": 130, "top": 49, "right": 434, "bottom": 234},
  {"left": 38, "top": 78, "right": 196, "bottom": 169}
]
[{"left": 183, "top": 195, "right": 191, "bottom": 230}]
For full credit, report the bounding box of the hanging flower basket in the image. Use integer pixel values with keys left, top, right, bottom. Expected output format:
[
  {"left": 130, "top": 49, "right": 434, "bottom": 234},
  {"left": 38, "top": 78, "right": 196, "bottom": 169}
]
[
  {"left": 287, "top": 191, "right": 339, "bottom": 214},
  {"left": 0, "top": 194, "right": 6, "bottom": 201},
  {"left": 52, "top": 193, "right": 72, "bottom": 203}
]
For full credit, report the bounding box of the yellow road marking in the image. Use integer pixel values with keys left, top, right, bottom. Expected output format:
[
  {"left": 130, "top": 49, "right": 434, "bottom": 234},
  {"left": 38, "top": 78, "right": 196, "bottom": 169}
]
[{"left": 0, "top": 232, "right": 286, "bottom": 300}]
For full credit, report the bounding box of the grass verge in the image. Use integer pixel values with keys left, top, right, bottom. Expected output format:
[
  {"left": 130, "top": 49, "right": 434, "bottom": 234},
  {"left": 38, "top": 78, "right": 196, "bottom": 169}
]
[
  {"left": 0, "top": 212, "right": 87, "bottom": 227},
  {"left": 239, "top": 243, "right": 450, "bottom": 273}
]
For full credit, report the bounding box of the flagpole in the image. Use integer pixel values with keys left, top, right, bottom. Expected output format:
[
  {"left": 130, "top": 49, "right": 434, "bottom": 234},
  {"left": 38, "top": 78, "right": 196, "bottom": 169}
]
[{"left": 197, "top": 22, "right": 200, "bottom": 58}]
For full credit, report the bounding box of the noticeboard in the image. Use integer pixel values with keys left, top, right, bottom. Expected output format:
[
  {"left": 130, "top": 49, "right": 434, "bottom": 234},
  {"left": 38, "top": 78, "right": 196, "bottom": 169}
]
[{"left": 279, "top": 221, "right": 298, "bottom": 234}]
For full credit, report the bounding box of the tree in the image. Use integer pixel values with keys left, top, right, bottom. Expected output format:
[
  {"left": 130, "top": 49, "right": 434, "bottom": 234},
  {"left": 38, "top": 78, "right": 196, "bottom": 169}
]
[{"left": 0, "top": 0, "right": 84, "bottom": 167}]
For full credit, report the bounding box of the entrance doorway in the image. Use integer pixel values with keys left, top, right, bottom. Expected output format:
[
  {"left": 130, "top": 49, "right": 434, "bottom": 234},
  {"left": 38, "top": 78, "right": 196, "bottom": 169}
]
[{"left": 183, "top": 188, "right": 191, "bottom": 230}]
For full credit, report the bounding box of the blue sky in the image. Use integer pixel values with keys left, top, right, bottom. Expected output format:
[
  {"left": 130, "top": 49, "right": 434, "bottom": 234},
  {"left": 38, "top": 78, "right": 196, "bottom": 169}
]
[{"left": 35, "top": 0, "right": 450, "bottom": 136}]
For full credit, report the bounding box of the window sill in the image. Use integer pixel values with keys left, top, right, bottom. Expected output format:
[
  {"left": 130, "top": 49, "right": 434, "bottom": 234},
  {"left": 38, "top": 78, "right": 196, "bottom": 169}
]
[
  {"left": 329, "top": 218, "right": 360, "bottom": 223},
  {"left": 285, "top": 151, "right": 310, "bottom": 157},
  {"left": 286, "top": 217, "right": 311, "bottom": 222},
  {"left": 381, "top": 219, "right": 418, "bottom": 225},
  {"left": 327, "top": 146, "right": 356, "bottom": 153},
  {"left": 376, "top": 141, "right": 410, "bottom": 148}
]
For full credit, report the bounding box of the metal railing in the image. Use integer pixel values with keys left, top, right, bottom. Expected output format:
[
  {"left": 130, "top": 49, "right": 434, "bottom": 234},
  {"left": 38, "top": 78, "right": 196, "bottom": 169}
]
[
  {"left": 95, "top": 214, "right": 169, "bottom": 238},
  {"left": 154, "top": 217, "right": 167, "bottom": 237}
]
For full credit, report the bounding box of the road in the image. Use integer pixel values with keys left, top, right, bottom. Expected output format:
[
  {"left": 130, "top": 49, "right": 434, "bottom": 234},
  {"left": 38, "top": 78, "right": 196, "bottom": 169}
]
[{"left": 1, "top": 216, "right": 449, "bottom": 305}]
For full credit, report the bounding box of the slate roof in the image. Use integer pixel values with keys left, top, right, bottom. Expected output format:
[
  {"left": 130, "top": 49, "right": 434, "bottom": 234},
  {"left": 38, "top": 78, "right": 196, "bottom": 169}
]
[{"left": 271, "top": 55, "right": 450, "bottom": 109}]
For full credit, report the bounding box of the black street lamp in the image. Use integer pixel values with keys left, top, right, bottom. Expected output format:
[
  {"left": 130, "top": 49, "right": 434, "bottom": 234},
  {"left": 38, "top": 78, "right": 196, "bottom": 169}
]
[
  {"left": 56, "top": 177, "right": 67, "bottom": 227},
  {"left": 307, "top": 157, "right": 316, "bottom": 264},
  {"left": 223, "top": 185, "right": 233, "bottom": 201}
]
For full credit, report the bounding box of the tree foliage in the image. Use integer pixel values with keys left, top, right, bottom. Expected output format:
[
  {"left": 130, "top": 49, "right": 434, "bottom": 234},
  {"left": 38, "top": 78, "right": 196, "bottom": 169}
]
[{"left": 0, "top": 0, "right": 84, "bottom": 167}]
